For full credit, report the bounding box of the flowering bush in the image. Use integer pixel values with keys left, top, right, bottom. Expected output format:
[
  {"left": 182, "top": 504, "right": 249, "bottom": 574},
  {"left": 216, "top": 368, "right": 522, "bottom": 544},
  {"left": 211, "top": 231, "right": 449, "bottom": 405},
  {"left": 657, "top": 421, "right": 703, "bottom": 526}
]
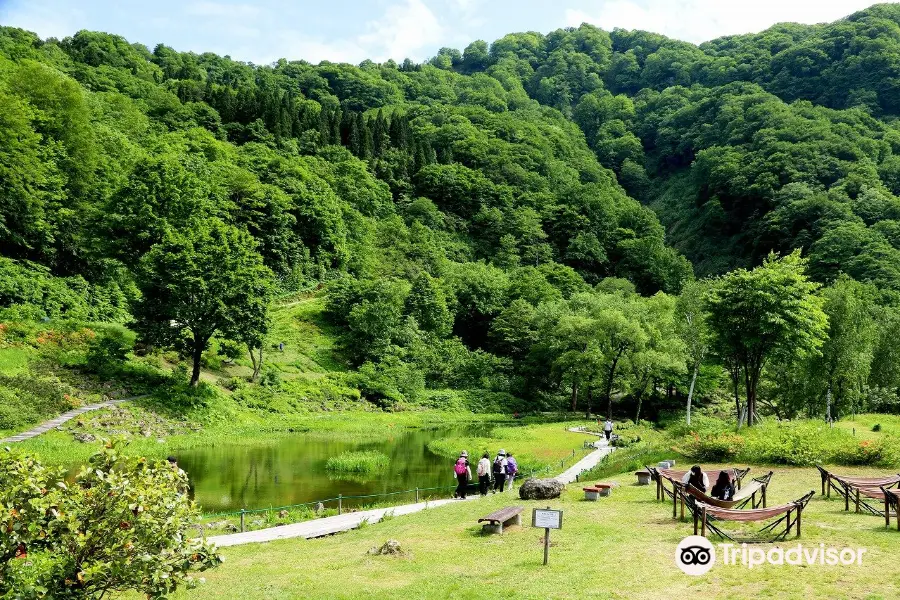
[
  {"left": 675, "top": 431, "right": 745, "bottom": 462},
  {"left": 0, "top": 442, "right": 220, "bottom": 599}
]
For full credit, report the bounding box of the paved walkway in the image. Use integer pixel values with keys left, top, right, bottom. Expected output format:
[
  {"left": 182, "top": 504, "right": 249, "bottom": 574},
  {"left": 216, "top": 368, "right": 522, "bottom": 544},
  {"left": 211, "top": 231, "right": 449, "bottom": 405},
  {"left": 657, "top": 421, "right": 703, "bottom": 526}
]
[
  {"left": 555, "top": 428, "right": 615, "bottom": 484},
  {"left": 208, "top": 427, "right": 616, "bottom": 547},
  {"left": 0, "top": 395, "right": 148, "bottom": 444}
]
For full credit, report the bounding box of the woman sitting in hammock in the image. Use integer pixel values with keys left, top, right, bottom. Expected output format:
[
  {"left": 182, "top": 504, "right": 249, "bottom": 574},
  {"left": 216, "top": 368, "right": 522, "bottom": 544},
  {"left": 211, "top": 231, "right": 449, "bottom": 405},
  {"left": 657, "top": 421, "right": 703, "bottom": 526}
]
[
  {"left": 681, "top": 465, "right": 710, "bottom": 493},
  {"left": 710, "top": 470, "right": 736, "bottom": 501}
]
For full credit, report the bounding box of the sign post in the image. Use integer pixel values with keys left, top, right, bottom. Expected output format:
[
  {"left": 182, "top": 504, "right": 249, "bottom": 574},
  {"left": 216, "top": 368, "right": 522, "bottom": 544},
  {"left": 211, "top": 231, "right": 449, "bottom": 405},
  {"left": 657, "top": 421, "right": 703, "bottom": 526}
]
[{"left": 532, "top": 506, "right": 563, "bottom": 565}]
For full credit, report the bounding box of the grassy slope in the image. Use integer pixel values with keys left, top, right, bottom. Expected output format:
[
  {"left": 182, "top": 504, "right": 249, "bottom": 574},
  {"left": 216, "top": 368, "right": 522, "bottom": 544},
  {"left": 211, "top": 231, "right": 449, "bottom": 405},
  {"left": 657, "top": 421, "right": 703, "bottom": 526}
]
[{"left": 161, "top": 464, "right": 900, "bottom": 600}]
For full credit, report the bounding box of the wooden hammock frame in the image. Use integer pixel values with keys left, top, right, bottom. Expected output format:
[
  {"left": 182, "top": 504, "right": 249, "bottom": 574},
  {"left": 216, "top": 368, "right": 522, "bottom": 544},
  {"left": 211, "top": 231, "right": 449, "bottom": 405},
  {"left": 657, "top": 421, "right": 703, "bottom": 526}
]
[
  {"left": 691, "top": 490, "right": 815, "bottom": 543},
  {"left": 646, "top": 465, "right": 751, "bottom": 505},
  {"left": 815, "top": 465, "right": 900, "bottom": 517}
]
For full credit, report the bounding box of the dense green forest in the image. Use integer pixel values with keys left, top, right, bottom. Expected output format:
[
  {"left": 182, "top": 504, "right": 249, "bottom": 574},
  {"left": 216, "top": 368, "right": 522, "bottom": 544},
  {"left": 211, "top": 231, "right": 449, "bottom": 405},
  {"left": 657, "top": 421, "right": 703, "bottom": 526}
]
[{"left": 3, "top": 3, "right": 900, "bottom": 426}]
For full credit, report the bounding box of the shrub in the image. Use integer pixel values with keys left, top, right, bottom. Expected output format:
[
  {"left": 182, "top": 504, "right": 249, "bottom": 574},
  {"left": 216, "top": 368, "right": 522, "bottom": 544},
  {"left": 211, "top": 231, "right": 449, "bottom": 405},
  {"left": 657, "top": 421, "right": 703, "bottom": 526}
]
[
  {"left": 0, "top": 442, "right": 220, "bottom": 598},
  {"left": 85, "top": 328, "right": 133, "bottom": 376},
  {"left": 873, "top": 424, "right": 882, "bottom": 432},
  {"left": 0, "top": 375, "right": 78, "bottom": 431},
  {"left": 325, "top": 451, "right": 390, "bottom": 474},
  {"left": 676, "top": 431, "right": 745, "bottom": 462}
]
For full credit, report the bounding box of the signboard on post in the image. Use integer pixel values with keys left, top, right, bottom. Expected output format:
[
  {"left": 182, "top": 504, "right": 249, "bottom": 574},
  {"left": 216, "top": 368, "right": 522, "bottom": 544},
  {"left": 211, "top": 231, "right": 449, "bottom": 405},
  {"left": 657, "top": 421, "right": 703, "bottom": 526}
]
[
  {"left": 532, "top": 508, "right": 563, "bottom": 529},
  {"left": 532, "top": 507, "right": 563, "bottom": 565}
]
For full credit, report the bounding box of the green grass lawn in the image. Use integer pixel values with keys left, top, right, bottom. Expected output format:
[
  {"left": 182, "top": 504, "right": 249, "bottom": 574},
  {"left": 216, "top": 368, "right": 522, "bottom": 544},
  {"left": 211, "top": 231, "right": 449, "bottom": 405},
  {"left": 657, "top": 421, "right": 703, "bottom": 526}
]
[
  {"left": 835, "top": 414, "right": 900, "bottom": 440},
  {"left": 159, "top": 463, "right": 900, "bottom": 600}
]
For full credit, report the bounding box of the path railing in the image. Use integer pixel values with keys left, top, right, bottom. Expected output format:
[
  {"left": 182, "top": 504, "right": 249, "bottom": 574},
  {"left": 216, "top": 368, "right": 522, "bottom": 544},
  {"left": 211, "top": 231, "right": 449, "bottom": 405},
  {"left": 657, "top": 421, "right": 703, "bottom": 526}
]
[{"left": 202, "top": 444, "right": 596, "bottom": 532}]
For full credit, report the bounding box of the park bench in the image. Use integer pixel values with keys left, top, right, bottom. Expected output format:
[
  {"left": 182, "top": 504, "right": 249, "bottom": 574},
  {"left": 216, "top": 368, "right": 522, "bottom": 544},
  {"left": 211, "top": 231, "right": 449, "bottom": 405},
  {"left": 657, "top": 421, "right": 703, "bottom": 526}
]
[
  {"left": 478, "top": 506, "right": 524, "bottom": 534},
  {"left": 635, "top": 470, "right": 651, "bottom": 485},
  {"left": 582, "top": 483, "right": 612, "bottom": 501}
]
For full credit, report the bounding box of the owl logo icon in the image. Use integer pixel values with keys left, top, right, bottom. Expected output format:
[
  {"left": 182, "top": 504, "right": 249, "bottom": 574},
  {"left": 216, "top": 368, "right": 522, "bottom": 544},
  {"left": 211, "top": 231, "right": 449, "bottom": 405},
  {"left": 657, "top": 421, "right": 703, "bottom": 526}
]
[{"left": 676, "top": 536, "right": 716, "bottom": 575}]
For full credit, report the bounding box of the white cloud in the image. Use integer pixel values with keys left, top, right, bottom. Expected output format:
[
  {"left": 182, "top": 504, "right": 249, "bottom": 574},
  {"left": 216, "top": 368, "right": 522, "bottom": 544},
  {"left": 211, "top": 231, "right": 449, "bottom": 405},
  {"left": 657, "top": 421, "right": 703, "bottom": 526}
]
[
  {"left": 254, "top": 0, "right": 443, "bottom": 65},
  {"left": 0, "top": 4, "right": 88, "bottom": 40},
  {"left": 186, "top": 2, "right": 261, "bottom": 19},
  {"left": 564, "top": 0, "right": 882, "bottom": 43},
  {"left": 358, "top": 0, "right": 443, "bottom": 62}
]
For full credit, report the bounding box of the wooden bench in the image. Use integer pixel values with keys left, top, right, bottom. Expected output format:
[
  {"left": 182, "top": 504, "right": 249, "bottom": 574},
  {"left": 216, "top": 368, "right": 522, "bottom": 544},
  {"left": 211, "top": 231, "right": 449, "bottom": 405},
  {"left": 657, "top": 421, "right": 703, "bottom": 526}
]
[
  {"left": 478, "top": 506, "right": 524, "bottom": 534},
  {"left": 635, "top": 470, "right": 651, "bottom": 486}
]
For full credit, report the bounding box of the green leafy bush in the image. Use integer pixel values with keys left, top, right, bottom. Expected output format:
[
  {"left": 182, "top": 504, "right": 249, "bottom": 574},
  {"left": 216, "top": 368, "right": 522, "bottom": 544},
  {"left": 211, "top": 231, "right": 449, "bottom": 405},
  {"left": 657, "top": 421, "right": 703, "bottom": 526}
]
[
  {"left": 0, "top": 442, "right": 220, "bottom": 599},
  {"left": 85, "top": 328, "right": 133, "bottom": 376},
  {"left": 676, "top": 422, "right": 900, "bottom": 467},
  {"left": 0, "top": 375, "right": 78, "bottom": 431}
]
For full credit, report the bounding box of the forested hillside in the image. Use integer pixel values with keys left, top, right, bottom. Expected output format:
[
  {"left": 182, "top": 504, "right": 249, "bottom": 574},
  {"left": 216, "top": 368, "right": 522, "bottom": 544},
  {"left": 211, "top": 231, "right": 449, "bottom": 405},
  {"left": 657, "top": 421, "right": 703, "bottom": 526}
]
[{"left": 3, "top": 3, "right": 900, "bottom": 425}]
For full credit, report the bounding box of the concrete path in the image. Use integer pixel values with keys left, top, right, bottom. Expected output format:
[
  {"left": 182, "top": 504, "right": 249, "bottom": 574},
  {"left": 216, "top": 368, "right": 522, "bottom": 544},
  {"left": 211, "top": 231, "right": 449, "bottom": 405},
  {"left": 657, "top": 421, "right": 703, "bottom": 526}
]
[
  {"left": 208, "top": 496, "right": 475, "bottom": 547},
  {"left": 207, "top": 427, "right": 616, "bottom": 547},
  {"left": 555, "top": 428, "right": 615, "bottom": 484},
  {"left": 0, "top": 395, "right": 148, "bottom": 444}
]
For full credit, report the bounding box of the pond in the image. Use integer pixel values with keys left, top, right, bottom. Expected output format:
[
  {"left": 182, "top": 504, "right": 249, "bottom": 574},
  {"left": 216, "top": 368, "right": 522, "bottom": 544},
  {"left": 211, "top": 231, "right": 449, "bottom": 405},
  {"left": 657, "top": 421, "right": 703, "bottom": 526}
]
[{"left": 176, "top": 426, "right": 493, "bottom": 513}]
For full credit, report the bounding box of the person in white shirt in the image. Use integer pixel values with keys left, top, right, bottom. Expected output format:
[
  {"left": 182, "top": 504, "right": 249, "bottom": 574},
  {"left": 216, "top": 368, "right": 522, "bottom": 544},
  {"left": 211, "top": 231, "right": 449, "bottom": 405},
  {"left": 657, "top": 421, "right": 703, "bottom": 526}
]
[
  {"left": 603, "top": 418, "right": 613, "bottom": 441},
  {"left": 477, "top": 452, "right": 492, "bottom": 496},
  {"left": 681, "top": 465, "right": 710, "bottom": 493}
]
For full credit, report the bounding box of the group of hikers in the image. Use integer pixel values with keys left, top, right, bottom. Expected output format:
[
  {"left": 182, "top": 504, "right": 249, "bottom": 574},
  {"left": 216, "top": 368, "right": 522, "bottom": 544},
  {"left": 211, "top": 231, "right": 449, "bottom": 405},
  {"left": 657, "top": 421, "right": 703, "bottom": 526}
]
[
  {"left": 682, "top": 464, "right": 736, "bottom": 501},
  {"left": 453, "top": 449, "right": 518, "bottom": 499}
]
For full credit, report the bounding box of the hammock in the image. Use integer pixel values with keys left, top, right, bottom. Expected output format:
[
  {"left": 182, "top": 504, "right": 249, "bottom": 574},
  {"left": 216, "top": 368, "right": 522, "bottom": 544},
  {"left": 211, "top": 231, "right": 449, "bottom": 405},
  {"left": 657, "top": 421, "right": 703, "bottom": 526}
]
[
  {"left": 816, "top": 465, "right": 900, "bottom": 516},
  {"left": 847, "top": 485, "right": 900, "bottom": 523},
  {"left": 683, "top": 471, "right": 774, "bottom": 513},
  {"left": 646, "top": 465, "right": 751, "bottom": 504},
  {"left": 691, "top": 491, "right": 815, "bottom": 543},
  {"left": 816, "top": 465, "right": 900, "bottom": 499}
]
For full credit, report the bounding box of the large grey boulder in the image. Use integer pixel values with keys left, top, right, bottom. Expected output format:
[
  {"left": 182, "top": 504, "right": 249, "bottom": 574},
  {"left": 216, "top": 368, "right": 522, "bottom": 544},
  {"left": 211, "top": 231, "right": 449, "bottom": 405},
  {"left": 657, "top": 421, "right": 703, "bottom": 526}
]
[{"left": 518, "top": 478, "right": 564, "bottom": 500}]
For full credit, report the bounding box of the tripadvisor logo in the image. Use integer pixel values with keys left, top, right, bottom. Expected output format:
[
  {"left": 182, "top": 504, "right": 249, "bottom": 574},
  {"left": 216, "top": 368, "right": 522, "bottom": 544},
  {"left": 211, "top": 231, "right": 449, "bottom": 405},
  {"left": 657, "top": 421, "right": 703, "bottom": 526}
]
[
  {"left": 676, "top": 536, "right": 715, "bottom": 575},
  {"left": 675, "top": 536, "right": 868, "bottom": 575}
]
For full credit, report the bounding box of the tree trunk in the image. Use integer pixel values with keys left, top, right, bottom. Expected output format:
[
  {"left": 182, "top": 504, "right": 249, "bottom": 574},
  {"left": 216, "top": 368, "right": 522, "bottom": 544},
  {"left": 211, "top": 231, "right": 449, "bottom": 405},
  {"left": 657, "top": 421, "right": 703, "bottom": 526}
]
[
  {"left": 570, "top": 380, "right": 578, "bottom": 413},
  {"left": 604, "top": 349, "right": 624, "bottom": 418},
  {"left": 744, "top": 365, "right": 761, "bottom": 427},
  {"left": 190, "top": 340, "right": 204, "bottom": 387},
  {"left": 731, "top": 365, "right": 743, "bottom": 428},
  {"left": 825, "top": 382, "right": 832, "bottom": 426},
  {"left": 249, "top": 344, "right": 263, "bottom": 382},
  {"left": 686, "top": 363, "right": 699, "bottom": 426},
  {"left": 585, "top": 386, "right": 592, "bottom": 420}
]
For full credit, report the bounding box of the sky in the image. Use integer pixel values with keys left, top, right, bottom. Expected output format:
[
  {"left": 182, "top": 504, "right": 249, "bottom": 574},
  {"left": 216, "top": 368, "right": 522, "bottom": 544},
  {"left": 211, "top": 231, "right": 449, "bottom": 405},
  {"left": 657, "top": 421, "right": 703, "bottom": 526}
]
[{"left": 0, "top": 1, "right": 892, "bottom": 65}]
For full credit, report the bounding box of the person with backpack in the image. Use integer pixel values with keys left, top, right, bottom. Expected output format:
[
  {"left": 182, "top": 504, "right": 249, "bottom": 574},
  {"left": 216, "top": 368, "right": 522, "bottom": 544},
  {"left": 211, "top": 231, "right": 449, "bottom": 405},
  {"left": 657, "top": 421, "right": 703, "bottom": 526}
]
[
  {"left": 453, "top": 451, "right": 471, "bottom": 499},
  {"left": 505, "top": 452, "right": 518, "bottom": 491},
  {"left": 492, "top": 450, "right": 508, "bottom": 493},
  {"left": 476, "top": 452, "right": 491, "bottom": 496},
  {"left": 603, "top": 418, "right": 614, "bottom": 442}
]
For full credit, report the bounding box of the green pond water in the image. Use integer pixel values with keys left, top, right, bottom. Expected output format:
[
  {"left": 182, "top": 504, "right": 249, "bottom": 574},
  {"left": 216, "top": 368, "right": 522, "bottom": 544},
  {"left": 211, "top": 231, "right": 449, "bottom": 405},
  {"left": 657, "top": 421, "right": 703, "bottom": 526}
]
[{"left": 176, "top": 427, "right": 490, "bottom": 513}]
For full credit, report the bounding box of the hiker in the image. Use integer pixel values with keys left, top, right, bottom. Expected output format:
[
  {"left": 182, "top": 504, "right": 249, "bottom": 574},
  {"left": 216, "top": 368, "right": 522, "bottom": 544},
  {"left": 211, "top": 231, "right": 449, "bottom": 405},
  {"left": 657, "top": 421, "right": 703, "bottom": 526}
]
[
  {"left": 505, "top": 452, "right": 518, "bottom": 491},
  {"left": 454, "top": 451, "right": 471, "bottom": 499},
  {"left": 710, "top": 470, "right": 735, "bottom": 501},
  {"left": 492, "top": 450, "right": 508, "bottom": 493},
  {"left": 477, "top": 452, "right": 491, "bottom": 496},
  {"left": 681, "top": 465, "right": 710, "bottom": 493},
  {"left": 603, "top": 418, "right": 613, "bottom": 441}
]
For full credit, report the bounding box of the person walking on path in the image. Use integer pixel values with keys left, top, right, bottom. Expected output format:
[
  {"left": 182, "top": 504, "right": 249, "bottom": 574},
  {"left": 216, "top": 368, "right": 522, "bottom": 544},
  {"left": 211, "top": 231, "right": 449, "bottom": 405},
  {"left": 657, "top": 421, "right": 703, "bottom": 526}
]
[
  {"left": 603, "top": 418, "right": 613, "bottom": 442},
  {"left": 492, "top": 450, "right": 508, "bottom": 493},
  {"left": 454, "top": 451, "right": 471, "bottom": 499},
  {"left": 477, "top": 452, "right": 492, "bottom": 496},
  {"left": 505, "top": 452, "right": 518, "bottom": 491}
]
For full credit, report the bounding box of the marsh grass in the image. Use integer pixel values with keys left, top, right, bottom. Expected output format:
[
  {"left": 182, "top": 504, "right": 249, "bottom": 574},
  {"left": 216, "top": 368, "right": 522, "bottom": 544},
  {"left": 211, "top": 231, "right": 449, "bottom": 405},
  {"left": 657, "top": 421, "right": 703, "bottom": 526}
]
[{"left": 326, "top": 450, "right": 390, "bottom": 474}]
